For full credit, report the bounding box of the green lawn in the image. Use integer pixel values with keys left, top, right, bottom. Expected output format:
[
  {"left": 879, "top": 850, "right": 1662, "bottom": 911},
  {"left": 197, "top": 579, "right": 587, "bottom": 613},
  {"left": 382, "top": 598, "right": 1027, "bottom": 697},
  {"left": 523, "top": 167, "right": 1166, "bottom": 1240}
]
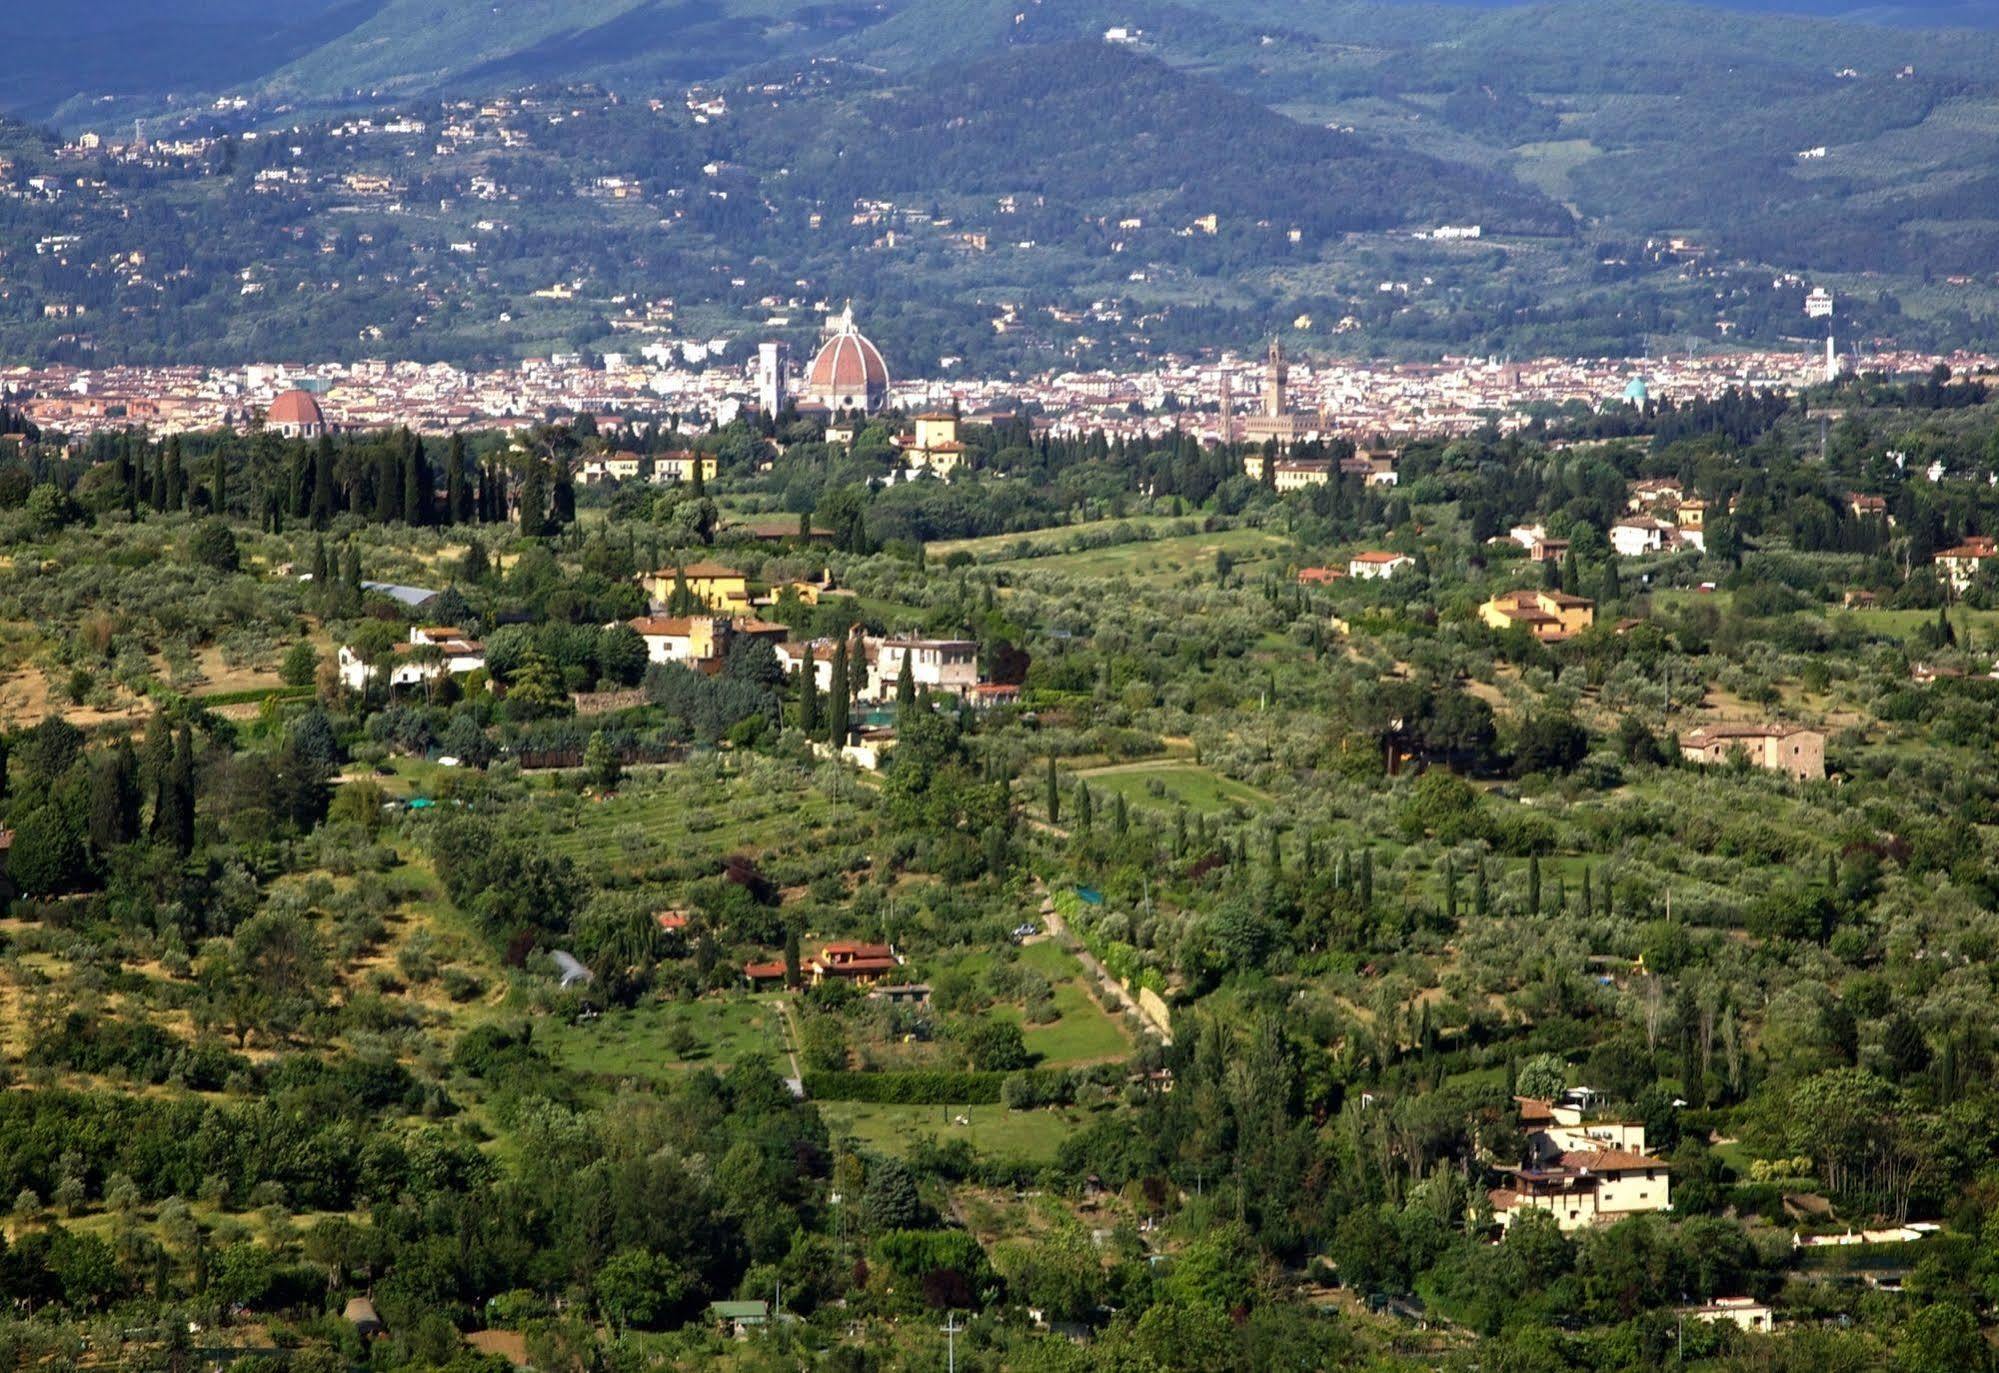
[
  {"left": 1002, "top": 942, "right": 1133, "bottom": 1068},
  {"left": 1071, "top": 759, "right": 1270, "bottom": 817},
  {"left": 815, "top": 1100, "right": 1088, "bottom": 1165},
  {"left": 917, "top": 940, "right": 1133, "bottom": 1069},
  {"left": 537, "top": 996, "right": 785, "bottom": 1081}
]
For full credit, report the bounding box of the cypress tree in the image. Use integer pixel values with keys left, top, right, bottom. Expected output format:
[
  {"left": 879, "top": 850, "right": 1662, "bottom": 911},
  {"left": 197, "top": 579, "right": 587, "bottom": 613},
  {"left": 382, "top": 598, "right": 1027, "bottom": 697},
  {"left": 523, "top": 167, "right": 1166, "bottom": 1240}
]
[
  {"left": 445, "top": 434, "right": 468, "bottom": 524},
  {"left": 1527, "top": 855, "right": 1542, "bottom": 916},
  {"left": 376, "top": 446, "right": 399, "bottom": 522},
  {"left": 404, "top": 434, "right": 428, "bottom": 526},
  {"left": 895, "top": 651, "right": 915, "bottom": 710},
  {"left": 164, "top": 437, "right": 185, "bottom": 511},
  {"left": 1358, "top": 848, "right": 1374, "bottom": 907},
  {"left": 171, "top": 723, "right": 197, "bottom": 856},
  {"left": 518, "top": 457, "right": 546, "bottom": 537},
  {"left": 1045, "top": 757, "right": 1061, "bottom": 824},
  {"left": 1174, "top": 806, "right": 1186, "bottom": 856},
  {"left": 141, "top": 714, "right": 173, "bottom": 839},
  {"left": 88, "top": 740, "right": 141, "bottom": 855},
  {"left": 312, "top": 436, "right": 334, "bottom": 525},
  {"left": 1075, "top": 782, "right": 1092, "bottom": 832},
  {"left": 1113, "top": 792, "right": 1129, "bottom": 837},
  {"left": 690, "top": 453, "right": 706, "bottom": 498},
  {"left": 798, "top": 649, "right": 821, "bottom": 736},
  {"left": 210, "top": 448, "right": 227, "bottom": 515},
  {"left": 1475, "top": 858, "right": 1489, "bottom": 918},
  {"left": 827, "top": 639, "right": 849, "bottom": 745},
  {"left": 1443, "top": 857, "right": 1458, "bottom": 921}
]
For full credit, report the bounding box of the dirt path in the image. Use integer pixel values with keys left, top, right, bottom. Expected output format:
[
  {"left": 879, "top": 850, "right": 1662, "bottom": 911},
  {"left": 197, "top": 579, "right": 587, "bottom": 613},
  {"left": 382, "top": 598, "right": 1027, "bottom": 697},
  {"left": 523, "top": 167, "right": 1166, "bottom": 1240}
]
[
  {"left": 768, "top": 995, "right": 807, "bottom": 1097},
  {"left": 1036, "top": 887, "right": 1172, "bottom": 1045}
]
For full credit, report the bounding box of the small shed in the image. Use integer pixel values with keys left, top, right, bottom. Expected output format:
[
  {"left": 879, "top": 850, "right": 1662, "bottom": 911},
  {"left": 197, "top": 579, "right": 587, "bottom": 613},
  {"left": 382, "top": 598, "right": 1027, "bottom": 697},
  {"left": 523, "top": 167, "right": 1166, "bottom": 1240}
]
[
  {"left": 708, "top": 1299, "right": 769, "bottom": 1338},
  {"left": 344, "top": 1296, "right": 387, "bottom": 1339}
]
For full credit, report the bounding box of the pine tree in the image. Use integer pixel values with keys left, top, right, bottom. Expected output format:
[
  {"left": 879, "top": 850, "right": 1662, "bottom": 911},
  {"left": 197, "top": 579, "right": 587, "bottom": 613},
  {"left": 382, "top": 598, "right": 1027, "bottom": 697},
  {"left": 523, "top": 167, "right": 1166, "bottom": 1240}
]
[{"left": 1045, "top": 757, "right": 1061, "bottom": 824}]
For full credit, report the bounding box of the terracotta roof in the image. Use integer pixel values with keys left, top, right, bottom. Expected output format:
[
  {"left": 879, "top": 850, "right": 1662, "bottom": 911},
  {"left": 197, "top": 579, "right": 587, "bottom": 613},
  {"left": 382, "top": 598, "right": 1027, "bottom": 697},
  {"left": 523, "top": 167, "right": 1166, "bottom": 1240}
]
[
  {"left": 808, "top": 324, "right": 889, "bottom": 393},
  {"left": 1351, "top": 550, "right": 1408, "bottom": 564},
  {"left": 1562, "top": 1149, "right": 1665, "bottom": 1173},
  {"left": 268, "top": 389, "right": 325, "bottom": 426},
  {"left": 630, "top": 615, "right": 702, "bottom": 636}
]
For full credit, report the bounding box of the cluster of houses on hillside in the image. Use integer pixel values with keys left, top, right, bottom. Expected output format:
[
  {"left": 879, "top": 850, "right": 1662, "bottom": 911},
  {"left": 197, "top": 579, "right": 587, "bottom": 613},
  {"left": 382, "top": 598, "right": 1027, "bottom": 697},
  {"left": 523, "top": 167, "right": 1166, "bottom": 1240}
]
[
  {"left": 1609, "top": 477, "right": 1707, "bottom": 558},
  {"left": 333, "top": 558, "right": 1016, "bottom": 721},
  {"left": 1490, "top": 1092, "right": 1670, "bottom": 1233},
  {"left": 1242, "top": 444, "right": 1402, "bottom": 491}
]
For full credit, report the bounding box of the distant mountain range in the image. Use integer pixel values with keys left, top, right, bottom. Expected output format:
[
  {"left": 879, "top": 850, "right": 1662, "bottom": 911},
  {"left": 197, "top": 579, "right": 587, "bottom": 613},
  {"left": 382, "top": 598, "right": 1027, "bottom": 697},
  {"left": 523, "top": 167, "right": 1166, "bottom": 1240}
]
[
  {"left": 3, "top": 0, "right": 1998, "bottom": 364},
  {"left": 11, "top": 0, "right": 1999, "bottom": 127}
]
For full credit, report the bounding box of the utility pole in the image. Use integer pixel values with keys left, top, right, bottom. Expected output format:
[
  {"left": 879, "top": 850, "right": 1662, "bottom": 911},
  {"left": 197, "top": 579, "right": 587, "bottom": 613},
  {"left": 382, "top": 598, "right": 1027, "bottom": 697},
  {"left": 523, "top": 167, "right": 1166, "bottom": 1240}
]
[{"left": 941, "top": 1311, "right": 961, "bottom": 1373}]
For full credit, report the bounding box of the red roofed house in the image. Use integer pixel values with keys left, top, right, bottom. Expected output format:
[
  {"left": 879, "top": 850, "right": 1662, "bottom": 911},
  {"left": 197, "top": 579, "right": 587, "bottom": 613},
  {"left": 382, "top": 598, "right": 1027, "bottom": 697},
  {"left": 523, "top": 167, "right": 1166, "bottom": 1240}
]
[
  {"left": 1348, "top": 551, "right": 1414, "bottom": 581},
  {"left": 1936, "top": 536, "right": 1998, "bottom": 592},
  {"left": 1491, "top": 1099, "right": 1669, "bottom": 1232},
  {"left": 1296, "top": 566, "right": 1345, "bottom": 586},
  {"left": 807, "top": 942, "right": 904, "bottom": 986}
]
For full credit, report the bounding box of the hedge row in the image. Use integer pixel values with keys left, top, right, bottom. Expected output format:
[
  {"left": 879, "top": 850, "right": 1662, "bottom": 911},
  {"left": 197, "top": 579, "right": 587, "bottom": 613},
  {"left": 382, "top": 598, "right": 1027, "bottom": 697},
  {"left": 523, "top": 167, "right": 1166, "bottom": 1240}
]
[{"left": 802, "top": 1069, "right": 1068, "bottom": 1105}]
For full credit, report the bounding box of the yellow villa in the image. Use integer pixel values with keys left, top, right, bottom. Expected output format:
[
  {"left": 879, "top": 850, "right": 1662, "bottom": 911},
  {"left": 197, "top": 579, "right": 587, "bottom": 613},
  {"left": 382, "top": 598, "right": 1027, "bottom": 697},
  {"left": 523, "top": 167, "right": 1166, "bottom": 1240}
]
[
  {"left": 639, "top": 562, "right": 752, "bottom": 614},
  {"left": 1479, "top": 588, "right": 1595, "bottom": 642}
]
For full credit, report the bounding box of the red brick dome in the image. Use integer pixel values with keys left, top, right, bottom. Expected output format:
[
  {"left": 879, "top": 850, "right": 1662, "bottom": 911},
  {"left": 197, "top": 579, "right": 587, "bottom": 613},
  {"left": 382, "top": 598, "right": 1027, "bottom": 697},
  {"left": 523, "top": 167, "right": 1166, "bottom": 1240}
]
[
  {"left": 267, "top": 389, "right": 326, "bottom": 432},
  {"left": 805, "top": 308, "right": 889, "bottom": 413}
]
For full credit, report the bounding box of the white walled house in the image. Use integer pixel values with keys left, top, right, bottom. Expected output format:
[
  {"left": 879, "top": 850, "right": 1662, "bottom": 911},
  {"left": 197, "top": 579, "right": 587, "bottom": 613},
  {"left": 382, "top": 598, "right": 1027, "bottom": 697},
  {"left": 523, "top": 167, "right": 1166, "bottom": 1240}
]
[
  {"left": 1609, "top": 517, "right": 1678, "bottom": 558},
  {"left": 865, "top": 638, "right": 979, "bottom": 701},
  {"left": 338, "top": 626, "right": 484, "bottom": 691},
  {"left": 627, "top": 615, "right": 724, "bottom": 667},
  {"left": 1348, "top": 551, "right": 1414, "bottom": 581}
]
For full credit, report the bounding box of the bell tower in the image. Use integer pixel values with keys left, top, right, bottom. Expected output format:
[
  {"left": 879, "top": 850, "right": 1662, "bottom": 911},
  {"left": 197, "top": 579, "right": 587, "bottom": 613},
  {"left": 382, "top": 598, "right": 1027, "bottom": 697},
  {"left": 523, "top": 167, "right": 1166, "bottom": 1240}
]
[{"left": 1263, "top": 339, "right": 1288, "bottom": 417}]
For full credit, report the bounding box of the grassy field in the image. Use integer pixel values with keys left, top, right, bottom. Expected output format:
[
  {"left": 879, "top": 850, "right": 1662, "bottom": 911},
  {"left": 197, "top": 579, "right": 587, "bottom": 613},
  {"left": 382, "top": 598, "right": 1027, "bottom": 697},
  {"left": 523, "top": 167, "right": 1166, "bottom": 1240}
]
[
  {"left": 537, "top": 996, "right": 785, "bottom": 1082},
  {"left": 1071, "top": 759, "right": 1271, "bottom": 817},
  {"left": 923, "top": 939, "right": 1133, "bottom": 1068},
  {"left": 815, "top": 1100, "right": 1088, "bottom": 1165},
  {"left": 932, "top": 520, "right": 1291, "bottom": 580}
]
